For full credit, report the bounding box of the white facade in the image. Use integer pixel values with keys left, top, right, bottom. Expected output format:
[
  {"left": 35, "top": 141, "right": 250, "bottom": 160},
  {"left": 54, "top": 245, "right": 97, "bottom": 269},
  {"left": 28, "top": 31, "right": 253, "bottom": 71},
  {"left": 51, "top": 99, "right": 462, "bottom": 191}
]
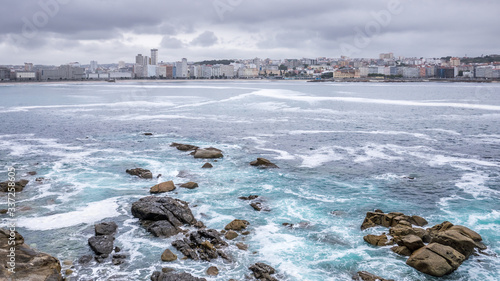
[
  {"left": 16, "top": 72, "right": 36, "bottom": 80},
  {"left": 150, "top": 49, "right": 158, "bottom": 65},
  {"left": 109, "top": 72, "right": 132, "bottom": 79},
  {"left": 90, "top": 60, "right": 98, "bottom": 73},
  {"left": 175, "top": 58, "right": 188, "bottom": 78}
]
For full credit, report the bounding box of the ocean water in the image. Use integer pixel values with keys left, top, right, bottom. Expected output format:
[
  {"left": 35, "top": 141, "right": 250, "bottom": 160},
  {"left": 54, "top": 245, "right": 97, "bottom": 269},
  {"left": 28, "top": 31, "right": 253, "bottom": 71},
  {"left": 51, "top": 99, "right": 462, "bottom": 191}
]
[{"left": 0, "top": 81, "right": 499, "bottom": 281}]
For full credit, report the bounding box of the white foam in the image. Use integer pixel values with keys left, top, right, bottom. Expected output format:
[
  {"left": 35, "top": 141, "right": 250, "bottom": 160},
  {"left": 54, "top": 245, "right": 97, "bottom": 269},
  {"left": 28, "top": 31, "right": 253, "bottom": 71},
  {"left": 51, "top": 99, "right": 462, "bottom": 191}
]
[
  {"left": 298, "top": 147, "right": 343, "bottom": 168},
  {"left": 289, "top": 130, "right": 433, "bottom": 141},
  {"left": 17, "top": 197, "right": 121, "bottom": 230},
  {"left": 455, "top": 172, "right": 500, "bottom": 199}
]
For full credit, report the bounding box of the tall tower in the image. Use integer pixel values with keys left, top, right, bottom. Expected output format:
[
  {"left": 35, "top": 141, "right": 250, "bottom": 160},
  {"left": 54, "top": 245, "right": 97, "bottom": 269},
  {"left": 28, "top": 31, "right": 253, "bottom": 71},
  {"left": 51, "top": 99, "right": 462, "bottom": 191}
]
[
  {"left": 151, "top": 49, "right": 158, "bottom": 65},
  {"left": 90, "top": 60, "right": 98, "bottom": 73},
  {"left": 136, "top": 54, "right": 144, "bottom": 65}
]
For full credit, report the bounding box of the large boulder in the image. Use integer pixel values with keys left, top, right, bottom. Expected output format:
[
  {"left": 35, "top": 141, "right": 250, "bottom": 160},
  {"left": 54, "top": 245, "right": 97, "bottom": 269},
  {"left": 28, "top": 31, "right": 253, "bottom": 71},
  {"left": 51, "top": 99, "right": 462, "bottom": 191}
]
[
  {"left": 363, "top": 234, "right": 388, "bottom": 246},
  {"left": 400, "top": 234, "right": 425, "bottom": 252},
  {"left": 430, "top": 229, "right": 481, "bottom": 258},
  {"left": 150, "top": 181, "right": 176, "bottom": 193},
  {"left": 126, "top": 168, "right": 153, "bottom": 179},
  {"left": 95, "top": 222, "right": 118, "bottom": 236},
  {"left": 170, "top": 143, "right": 199, "bottom": 152},
  {"left": 88, "top": 235, "right": 114, "bottom": 255},
  {"left": 354, "top": 271, "right": 394, "bottom": 281},
  {"left": 0, "top": 179, "right": 29, "bottom": 192},
  {"left": 151, "top": 271, "right": 207, "bottom": 281},
  {"left": 249, "top": 262, "right": 277, "bottom": 281},
  {"left": 132, "top": 196, "right": 198, "bottom": 238},
  {"left": 406, "top": 243, "right": 465, "bottom": 277},
  {"left": 180, "top": 182, "right": 199, "bottom": 189},
  {"left": 161, "top": 249, "right": 177, "bottom": 262},
  {"left": 0, "top": 229, "right": 62, "bottom": 281},
  {"left": 250, "top": 158, "right": 279, "bottom": 169},
  {"left": 193, "top": 148, "right": 223, "bottom": 159},
  {"left": 225, "top": 219, "right": 250, "bottom": 231}
]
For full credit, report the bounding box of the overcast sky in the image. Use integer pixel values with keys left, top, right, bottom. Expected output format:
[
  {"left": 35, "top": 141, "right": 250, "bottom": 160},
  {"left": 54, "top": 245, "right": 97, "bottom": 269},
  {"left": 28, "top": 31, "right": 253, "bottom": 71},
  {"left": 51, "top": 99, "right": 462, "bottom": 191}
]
[{"left": 0, "top": 0, "right": 498, "bottom": 65}]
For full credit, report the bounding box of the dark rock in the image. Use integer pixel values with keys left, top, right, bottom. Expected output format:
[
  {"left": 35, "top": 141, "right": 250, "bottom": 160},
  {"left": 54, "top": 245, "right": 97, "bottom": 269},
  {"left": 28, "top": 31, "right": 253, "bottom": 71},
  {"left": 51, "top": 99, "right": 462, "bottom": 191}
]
[
  {"left": 354, "top": 271, "right": 394, "bottom": 281},
  {"left": 206, "top": 266, "right": 219, "bottom": 276},
  {"left": 236, "top": 242, "right": 248, "bottom": 250},
  {"left": 146, "top": 220, "right": 181, "bottom": 238},
  {"left": 406, "top": 243, "right": 465, "bottom": 277},
  {"left": 391, "top": 245, "right": 412, "bottom": 256},
  {"left": 151, "top": 271, "right": 207, "bottom": 281},
  {"left": 225, "top": 231, "right": 238, "bottom": 240},
  {"left": 88, "top": 235, "right": 114, "bottom": 255},
  {"left": 194, "top": 148, "right": 223, "bottom": 159},
  {"left": 363, "top": 234, "right": 388, "bottom": 246},
  {"left": 239, "top": 195, "right": 259, "bottom": 200},
  {"left": 0, "top": 179, "right": 29, "bottom": 192},
  {"left": 170, "top": 143, "right": 199, "bottom": 151},
  {"left": 78, "top": 255, "right": 93, "bottom": 264},
  {"left": 126, "top": 168, "right": 153, "bottom": 179},
  {"left": 250, "top": 202, "right": 262, "bottom": 211},
  {"left": 201, "top": 163, "right": 213, "bottom": 168},
  {"left": 150, "top": 181, "right": 176, "bottom": 193},
  {"left": 112, "top": 254, "right": 126, "bottom": 265},
  {"left": 180, "top": 182, "right": 199, "bottom": 189},
  {"left": 171, "top": 229, "right": 228, "bottom": 262},
  {"left": 95, "top": 254, "right": 108, "bottom": 263},
  {"left": 0, "top": 209, "right": 7, "bottom": 214},
  {"left": 249, "top": 262, "right": 277, "bottom": 281},
  {"left": 161, "top": 249, "right": 177, "bottom": 262},
  {"left": 114, "top": 246, "right": 121, "bottom": 252},
  {"left": 0, "top": 228, "right": 62, "bottom": 280},
  {"left": 225, "top": 219, "right": 249, "bottom": 231},
  {"left": 27, "top": 171, "right": 37, "bottom": 175},
  {"left": 95, "top": 222, "right": 118, "bottom": 236},
  {"left": 250, "top": 158, "right": 279, "bottom": 168},
  {"left": 162, "top": 267, "right": 175, "bottom": 273},
  {"left": 144, "top": 133, "right": 153, "bottom": 136}
]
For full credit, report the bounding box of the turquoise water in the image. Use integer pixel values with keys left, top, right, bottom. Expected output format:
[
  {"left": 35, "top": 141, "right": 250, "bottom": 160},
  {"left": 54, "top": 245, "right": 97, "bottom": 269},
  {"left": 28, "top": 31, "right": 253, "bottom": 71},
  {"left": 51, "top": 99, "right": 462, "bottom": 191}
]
[{"left": 0, "top": 81, "right": 499, "bottom": 280}]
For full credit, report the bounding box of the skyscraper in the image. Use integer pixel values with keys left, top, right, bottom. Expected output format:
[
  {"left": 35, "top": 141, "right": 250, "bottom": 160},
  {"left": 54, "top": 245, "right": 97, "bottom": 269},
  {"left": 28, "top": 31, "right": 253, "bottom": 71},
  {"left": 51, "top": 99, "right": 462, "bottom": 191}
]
[
  {"left": 90, "top": 60, "right": 98, "bottom": 73},
  {"left": 151, "top": 49, "right": 158, "bottom": 65},
  {"left": 136, "top": 54, "right": 144, "bottom": 65}
]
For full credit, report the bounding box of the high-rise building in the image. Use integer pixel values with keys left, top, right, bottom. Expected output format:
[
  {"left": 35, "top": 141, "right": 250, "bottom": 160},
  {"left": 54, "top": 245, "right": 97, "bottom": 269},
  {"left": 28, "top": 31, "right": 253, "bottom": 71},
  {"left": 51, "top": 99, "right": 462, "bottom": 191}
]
[
  {"left": 136, "top": 54, "right": 144, "bottom": 65},
  {"left": 90, "top": 60, "right": 98, "bottom": 73},
  {"left": 24, "top": 63, "right": 33, "bottom": 71},
  {"left": 118, "top": 61, "right": 126, "bottom": 69},
  {"left": 175, "top": 58, "right": 188, "bottom": 78},
  {"left": 151, "top": 49, "right": 158, "bottom": 65}
]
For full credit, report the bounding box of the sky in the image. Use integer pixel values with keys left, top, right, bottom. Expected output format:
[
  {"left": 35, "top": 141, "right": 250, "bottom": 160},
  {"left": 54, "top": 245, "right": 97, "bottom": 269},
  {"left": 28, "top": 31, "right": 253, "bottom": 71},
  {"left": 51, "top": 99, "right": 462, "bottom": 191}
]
[{"left": 0, "top": 0, "right": 499, "bottom": 65}]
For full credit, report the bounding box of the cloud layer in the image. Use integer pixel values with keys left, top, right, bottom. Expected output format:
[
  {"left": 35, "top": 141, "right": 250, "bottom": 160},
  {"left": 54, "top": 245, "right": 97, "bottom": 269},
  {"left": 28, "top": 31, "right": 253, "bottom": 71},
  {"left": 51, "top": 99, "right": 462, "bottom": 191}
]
[{"left": 0, "top": 0, "right": 498, "bottom": 64}]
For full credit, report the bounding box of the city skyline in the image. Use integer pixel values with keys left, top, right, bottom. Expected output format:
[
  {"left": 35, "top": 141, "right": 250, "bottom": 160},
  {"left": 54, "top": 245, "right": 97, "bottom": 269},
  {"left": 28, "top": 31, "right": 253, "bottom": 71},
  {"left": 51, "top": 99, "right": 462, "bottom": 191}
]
[{"left": 0, "top": 0, "right": 499, "bottom": 65}]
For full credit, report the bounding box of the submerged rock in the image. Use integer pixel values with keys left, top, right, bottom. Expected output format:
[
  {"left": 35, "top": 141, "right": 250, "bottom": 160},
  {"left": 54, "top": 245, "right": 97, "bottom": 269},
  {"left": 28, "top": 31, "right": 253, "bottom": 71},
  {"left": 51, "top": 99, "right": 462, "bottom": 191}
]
[
  {"left": 170, "top": 143, "right": 199, "bottom": 151},
  {"left": 250, "top": 158, "right": 279, "bottom": 169},
  {"left": 126, "top": 168, "right": 153, "bottom": 179},
  {"left": 201, "top": 163, "right": 213, "bottom": 168},
  {"left": 354, "top": 271, "right": 394, "bottom": 281},
  {"left": 239, "top": 195, "right": 259, "bottom": 200},
  {"left": 0, "top": 228, "right": 62, "bottom": 281},
  {"left": 0, "top": 179, "right": 29, "bottom": 192},
  {"left": 206, "top": 266, "right": 219, "bottom": 276},
  {"left": 151, "top": 271, "right": 207, "bottom": 281}
]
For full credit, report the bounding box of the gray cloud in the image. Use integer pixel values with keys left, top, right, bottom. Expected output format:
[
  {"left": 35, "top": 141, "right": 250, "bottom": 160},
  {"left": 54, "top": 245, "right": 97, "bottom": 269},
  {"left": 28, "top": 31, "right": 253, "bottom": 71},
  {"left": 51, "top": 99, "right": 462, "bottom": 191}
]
[{"left": 0, "top": 0, "right": 498, "bottom": 64}]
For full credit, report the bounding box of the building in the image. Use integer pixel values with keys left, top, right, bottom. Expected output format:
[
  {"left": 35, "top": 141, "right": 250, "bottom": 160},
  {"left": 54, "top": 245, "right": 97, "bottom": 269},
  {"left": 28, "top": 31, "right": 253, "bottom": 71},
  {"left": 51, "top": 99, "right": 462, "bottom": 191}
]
[
  {"left": 146, "top": 65, "right": 157, "bottom": 77},
  {"left": 24, "top": 63, "right": 34, "bottom": 71},
  {"left": 150, "top": 49, "right": 158, "bottom": 65},
  {"left": 450, "top": 57, "right": 460, "bottom": 67},
  {"left": 175, "top": 58, "right": 188, "bottom": 78},
  {"left": 90, "top": 60, "right": 98, "bottom": 73},
  {"left": 402, "top": 67, "right": 420, "bottom": 78},
  {"left": 0, "top": 67, "right": 10, "bottom": 80},
  {"left": 118, "top": 61, "right": 126, "bottom": 69},
  {"left": 40, "top": 65, "right": 85, "bottom": 80},
  {"left": 136, "top": 54, "right": 144, "bottom": 65},
  {"left": 379, "top": 53, "right": 394, "bottom": 60},
  {"left": 333, "top": 68, "right": 360, "bottom": 79},
  {"left": 436, "top": 67, "right": 455, "bottom": 78},
  {"left": 16, "top": 71, "right": 36, "bottom": 80},
  {"left": 109, "top": 71, "right": 132, "bottom": 79}
]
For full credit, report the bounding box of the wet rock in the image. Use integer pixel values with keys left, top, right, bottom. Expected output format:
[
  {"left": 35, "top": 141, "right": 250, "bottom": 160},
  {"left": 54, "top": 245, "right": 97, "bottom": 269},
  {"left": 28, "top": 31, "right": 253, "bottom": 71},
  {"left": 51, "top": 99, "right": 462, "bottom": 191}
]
[
  {"left": 250, "top": 158, "right": 279, "bottom": 168},
  {"left": 224, "top": 231, "right": 238, "bottom": 240},
  {"left": 206, "top": 266, "right": 219, "bottom": 276},
  {"left": 114, "top": 246, "right": 121, "bottom": 253},
  {"left": 354, "top": 271, "right": 394, "bottom": 281},
  {"left": 0, "top": 228, "right": 62, "bottom": 280},
  {"left": 112, "top": 254, "right": 126, "bottom": 265},
  {"left": 78, "top": 255, "right": 93, "bottom": 264},
  {"left": 239, "top": 195, "right": 259, "bottom": 200},
  {"left": 193, "top": 148, "right": 223, "bottom": 159},
  {"left": 250, "top": 202, "right": 262, "bottom": 211},
  {"left": 131, "top": 196, "right": 198, "bottom": 237},
  {"left": 249, "top": 262, "right": 277, "bottom": 281},
  {"left": 27, "top": 171, "right": 37, "bottom": 175},
  {"left": 65, "top": 269, "right": 73, "bottom": 276},
  {"left": 151, "top": 271, "right": 207, "bottom": 281},
  {"left": 201, "top": 163, "right": 213, "bottom": 168},
  {"left": 430, "top": 229, "right": 480, "bottom": 258},
  {"left": 180, "top": 182, "right": 199, "bottom": 189},
  {"left": 88, "top": 235, "right": 114, "bottom": 255},
  {"left": 171, "top": 229, "right": 228, "bottom": 262},
  {"left": 144, "top": 133, "right": 153, "bottom": 136},
  {"left": 0, "top": 209, "right": 8, "bottom": 214},
  {"left": 363, "top": 234, "right": 388, "bottom": 246},
  {"left": 225, "top": 219, "right": 250, "bottom": 231},
  {"left": 406, "top": 243, "right": 465, "bottom": 277},
  {"left": 126, "top": 168, "right": 153, "bottom": 179},
  {"left": 0, "top": 179, "right": 29, "bottom": 192},
  {"left": 236, "top": 242, "right": 248, "bottom": 250},
  {"left": 161, "top": 249, "right": 177, "bottom": 262},
  {"left": 400, "top": 235, "right": 425, "bottom": 252},
  {"left": 410, "top": 215, "right": 428, "bottom": 227},
  {"left": 170, "top": 143, "right": 199, "bottom": 152},
  {"left": 95, "top": 222, "right": 118, "bottom": 236},
  {"left": 162, "top": 267, "right": 175, "bottom": 273},
  {"left": 391, "top": 245, "right": 412, "bottom": 256},
  {"left": 150, "top": 181, "right": 176, "bottom": 193}
]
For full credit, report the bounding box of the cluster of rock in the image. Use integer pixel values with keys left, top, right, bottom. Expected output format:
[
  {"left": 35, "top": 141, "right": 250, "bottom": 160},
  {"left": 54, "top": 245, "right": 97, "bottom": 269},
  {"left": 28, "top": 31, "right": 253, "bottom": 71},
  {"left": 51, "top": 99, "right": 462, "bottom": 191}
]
[
  {"left": 170, "top": 143, "right": 224, "bottom": 159},
  {"left": 239, "top": 194, "right": 269, "bottom": 212},
  {"left": 87, "top": 222, "right": 126, "bottom": 265},
  {"left": 353, "top": 271, "right": 394, "bottom": 281},
  {"left": 126, "top": 167, "right": 153, "bottom": 179},
  {"left": 0, "top": 228, "right": 62, "bottom": 280},
  {"left": 250, "top": 158, "right": 279, "bottom": 169},
  {"left": 249, "top": 262, "right": 279, "bottom": 281},
  {"left": 172, "top": 229, "right": 229, "bottom": 261},
  {"left": 361, "top": 210, "right": 486, "bottom": 277},
  {"left": 0, "top": 179, "right": 29, "bottom": 192}
]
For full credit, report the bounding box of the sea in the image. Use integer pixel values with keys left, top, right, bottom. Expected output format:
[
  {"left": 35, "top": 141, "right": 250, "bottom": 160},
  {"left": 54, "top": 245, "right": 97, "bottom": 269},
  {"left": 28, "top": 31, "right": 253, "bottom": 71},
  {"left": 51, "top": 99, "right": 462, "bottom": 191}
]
[{"left": 0, "top": 80, "right": 499, "bottom": 281}]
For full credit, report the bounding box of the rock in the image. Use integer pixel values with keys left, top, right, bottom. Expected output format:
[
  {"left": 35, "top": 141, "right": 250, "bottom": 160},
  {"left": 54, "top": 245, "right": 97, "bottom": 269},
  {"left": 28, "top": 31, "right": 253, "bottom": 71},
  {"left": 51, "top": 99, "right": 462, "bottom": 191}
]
[
  {"left": 172, "top": 229, "right": 229, "bottom": 262},
  {"left": 225, "top": 219, "right": 249, "bottom": 231},
  {"left": 0, "top": 209, "right": 8, "bottom": 214},
  {"left": 150, "top": 181, "right": 176, "bottom": 193},
  {"left": 161, "top": 249, "right": 177, "bottom": 262},
  {"left": 65, "top": 269, "right": 73, "bottom": 276},
  {"left": 170, "top": 143, "right": 199, "bottom": 151},
  {"left": 78, "top": 255, "right": 93, "bottom": 264},
  {"left": 406, "top": 243, "right": 465, "bottom": 277},
  {"left": 224, "top": 231, "right": 238, "bottom": 240},
  {"left": 431, "top": 229, "right": 480, "bottom": 258},
  {"left": 201, "top": 163, "right": 213, "bottom": 168},
  {"left": 389, "top": 224, "right": 416, "bottom": 238},
  {"left": 114, "top": 246, "right": 121, "bottom": 252},
  {"left": 391, "top": 245, "right": 412, "bottom": 256},
  {"left": 0, "top": 179, "right": 29, "bottom": 192},
  {"left": 239, "top": 195, "right": 259, "bottom": 200},
  {"left": 201, "top": 241, "right": 215, "bottom": 250},
  {"left": 151, "top": 271, "right": 207, "bottom": 281},
  {"left": 193, "top": 148, "right": 223, "bottom": 159},
  {"left": 162, "top": 267, "right": 175, "bottom": 273},
  {"left": 428, "top": 221, "right": 454, "bottom": 236},
  {"left": 236, "top": 242, "right": 248, "bottom": 250},
  {"left": 206, "top": 266, "right": 219, "bottom": 276},
  {"left": 112, "top": 254, "right": 126, "bottom": 265},
  {"left": 449, "top": 225, "right": 483, "bottom": 242},
  {"left": 410, "top": 215, "right": 428, "bottom": 227},
  {"left": 363, "top": 234, "right": 388, "bottom": 246},
  {"left": 27, "top": 171, "right": 37, "bottom": 175},
  {"left": 95, "top": 221, "right": 118, "bottom": 236},
  {"left": 250, "top": 202, "right": 262, "bottom": 211},
  {"left": 249, "top": 262, "right": 277, "bottom": 281},
  {"left": 242, "top": 231, "right": 251, "bottom": 235},
  {"left": 354, "top": 271, "right": 394, "bottom": 281},
  {"left": 250, "top": 158, "right": 279, "bottom": 168},
  {"left": 131, "top": 196, "right": 197, "bottom": 237},
  {"left": 180, "top": 182, "right": 199, "bottom": 189},
  {"left": 88, "top": 235, "right": 114, "bottom": 255},
  {"left": 63, "top": 260, "right": 73, "bottom": 266},
  {"left": 0, "top": 228, "right": 62, "bottom": 280},
  {"left": 126, "top": 168, "right": 153, "bottom": 179},
  {"left": 400, "top": 234, "right": 425, "bottom": 252},
  {"left": 144, "top": 132, "right": 153, "bottom": 136}
]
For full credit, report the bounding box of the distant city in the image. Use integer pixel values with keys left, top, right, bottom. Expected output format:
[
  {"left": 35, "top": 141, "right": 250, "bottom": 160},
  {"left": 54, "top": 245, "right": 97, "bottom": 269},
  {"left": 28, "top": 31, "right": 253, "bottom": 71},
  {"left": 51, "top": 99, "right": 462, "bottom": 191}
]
[{"left": 1, "top": 49, "right": 500, "bottom": 82}]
